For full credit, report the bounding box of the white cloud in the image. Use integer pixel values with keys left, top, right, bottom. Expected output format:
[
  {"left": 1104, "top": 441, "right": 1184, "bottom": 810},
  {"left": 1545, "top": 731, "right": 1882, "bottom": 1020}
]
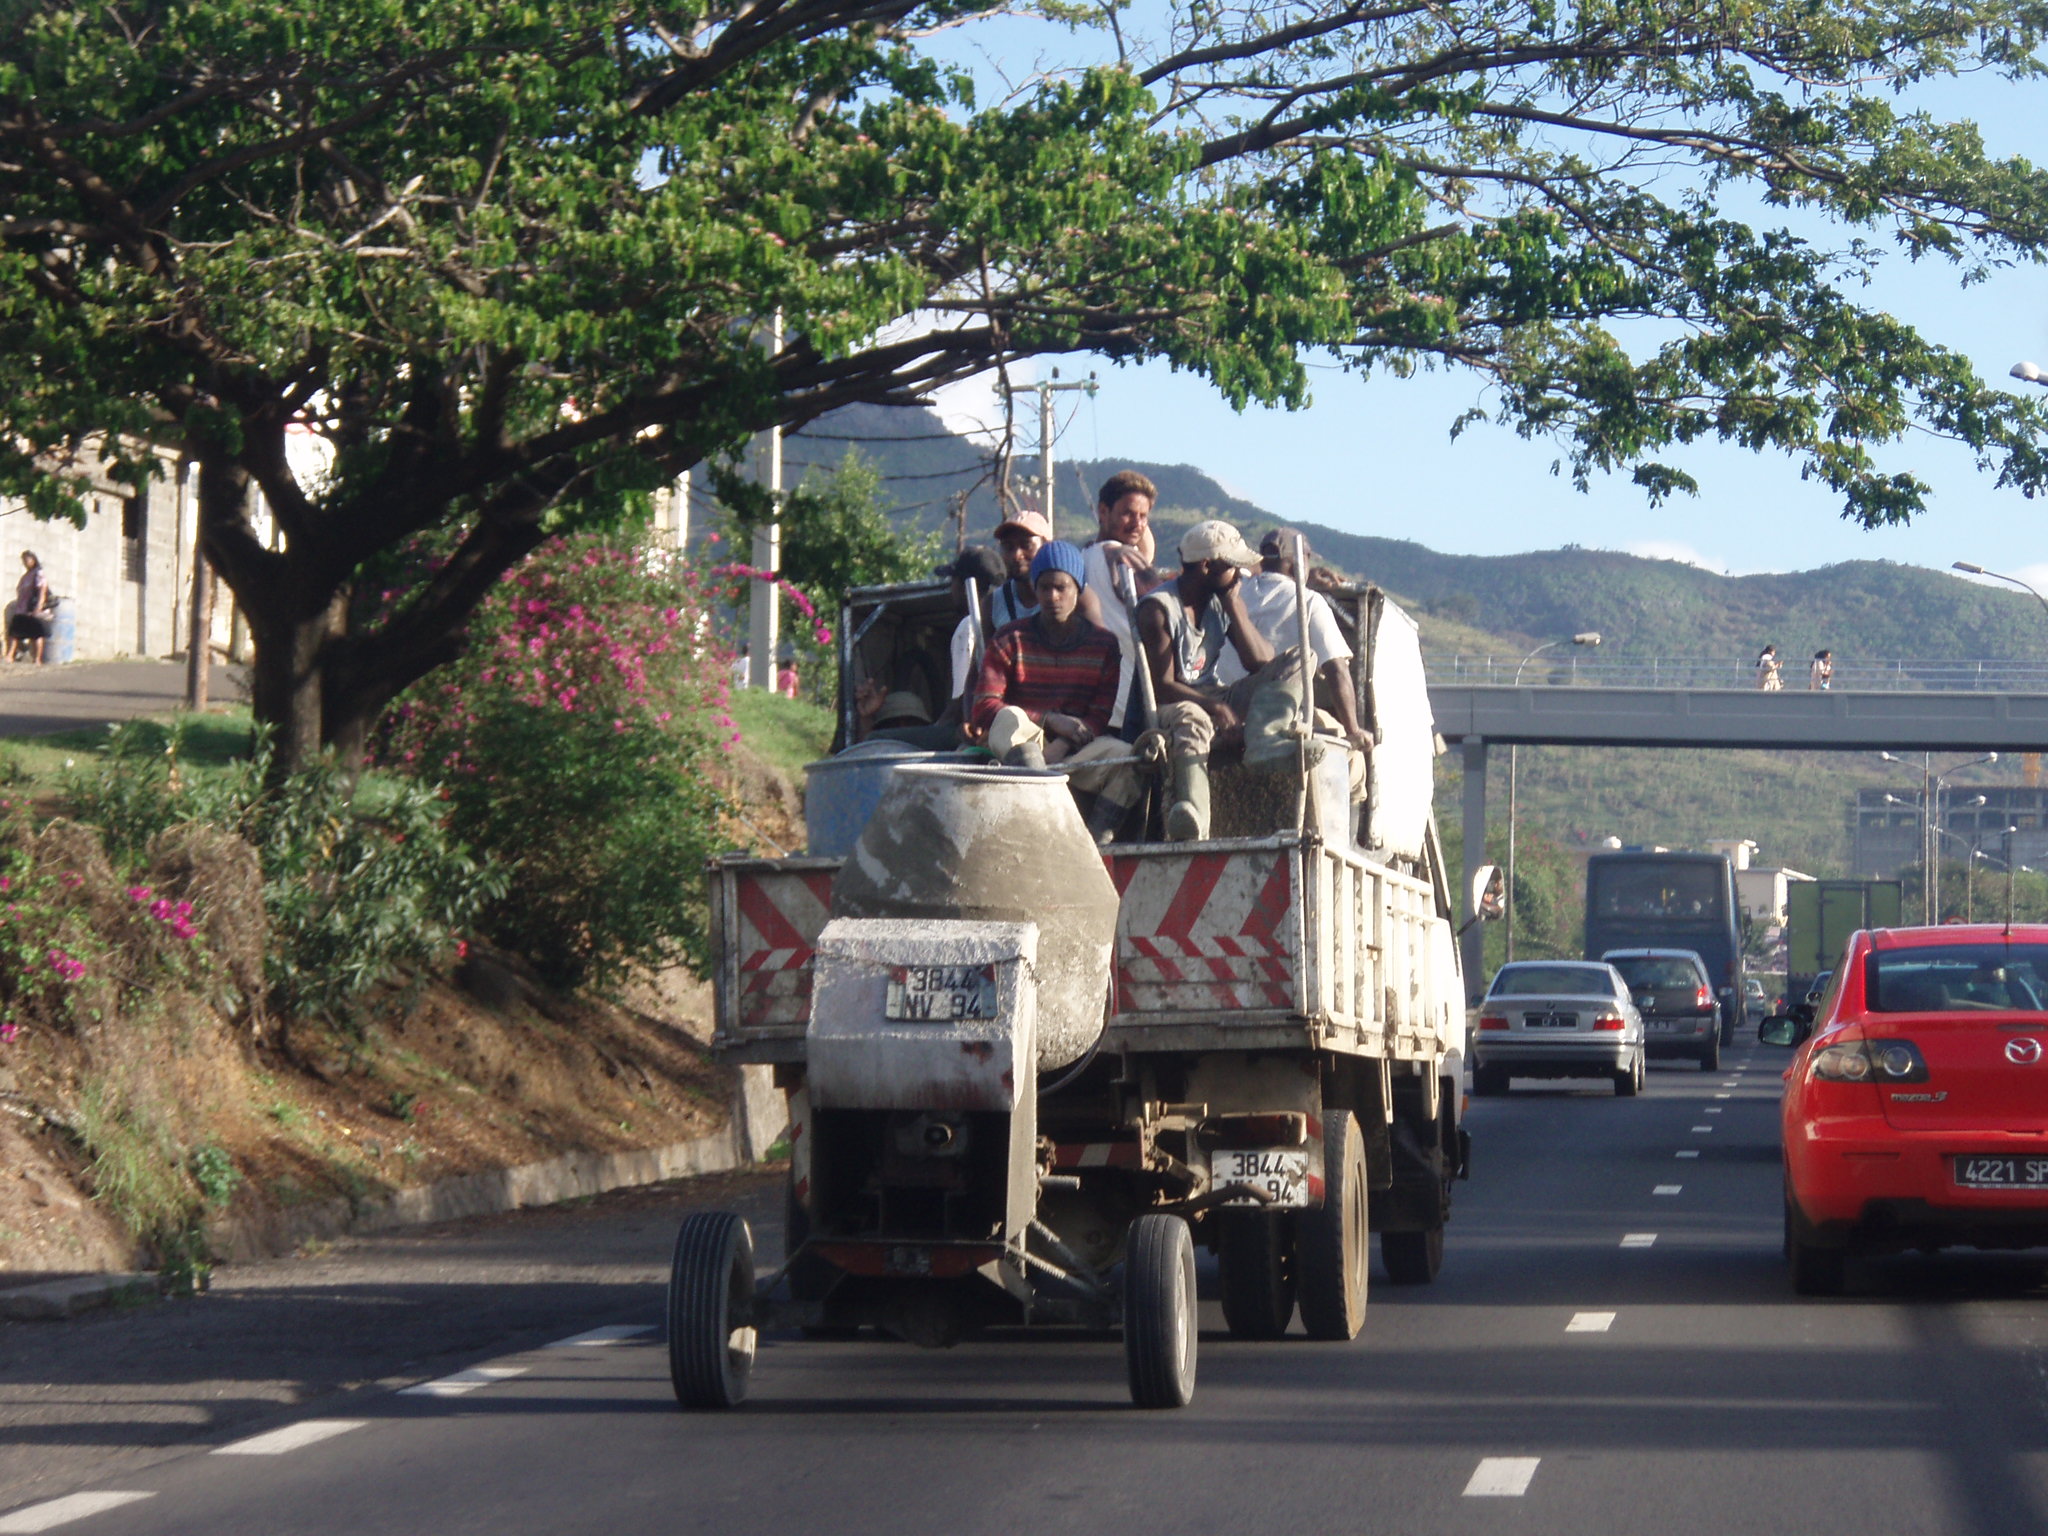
[{"left": 1625, "top": 539, "right": 1730, "bottom": 574}]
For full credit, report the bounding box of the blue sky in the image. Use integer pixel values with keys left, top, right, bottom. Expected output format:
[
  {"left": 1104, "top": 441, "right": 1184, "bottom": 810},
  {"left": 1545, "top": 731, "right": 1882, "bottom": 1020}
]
[{"left": 923, "top": 19, "right": 2048, "bottom": 586}]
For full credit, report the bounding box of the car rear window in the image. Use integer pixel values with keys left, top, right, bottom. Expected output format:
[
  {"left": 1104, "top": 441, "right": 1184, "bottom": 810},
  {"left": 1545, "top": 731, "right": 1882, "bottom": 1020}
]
[
  {"left": 1612, "top": 958, "right": 1702, "bottom": 990},
  {"left": 1489, "top": 965, "right": 1615, "bottom": 997},
  {"left": 1868, "top": 944, "right": 2048, "bottom": 1013}
]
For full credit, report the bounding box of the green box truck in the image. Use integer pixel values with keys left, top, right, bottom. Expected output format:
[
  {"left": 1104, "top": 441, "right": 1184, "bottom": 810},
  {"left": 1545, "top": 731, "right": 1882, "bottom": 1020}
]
[{"left": 1783, "top": 879, "right": 1904, "bottom": 1003}]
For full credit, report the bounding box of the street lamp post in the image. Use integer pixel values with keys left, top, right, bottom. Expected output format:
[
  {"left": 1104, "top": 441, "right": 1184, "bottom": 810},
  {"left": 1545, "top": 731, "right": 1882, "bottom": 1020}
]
[
  {"left": 1507, "top": 631, "right": 1602, "bottom": 961},
  {"left": 1952, "top": 561, "right": 2048, "bottom": 628}
]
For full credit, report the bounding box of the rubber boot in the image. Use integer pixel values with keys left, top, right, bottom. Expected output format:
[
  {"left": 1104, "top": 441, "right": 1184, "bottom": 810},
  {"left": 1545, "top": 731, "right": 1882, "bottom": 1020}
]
[
  {"left": 1243, "top": 656, "right": 1312, "bottom": 771},
  {"left": 1001, "top": 738, "right": 1047, "bottom": 770},
  {"left": 1084, "top": 791, "right": 1133, "bottom": 846},
  {"left": 1163, "top": 755, "right": 1211, "bottom": 842}
]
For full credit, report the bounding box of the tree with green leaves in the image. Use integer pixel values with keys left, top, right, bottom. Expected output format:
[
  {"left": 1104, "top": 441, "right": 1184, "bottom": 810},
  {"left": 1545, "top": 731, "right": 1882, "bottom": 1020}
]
[{"left": 5, "top": 0, "right": 2048, "bottom": 768}]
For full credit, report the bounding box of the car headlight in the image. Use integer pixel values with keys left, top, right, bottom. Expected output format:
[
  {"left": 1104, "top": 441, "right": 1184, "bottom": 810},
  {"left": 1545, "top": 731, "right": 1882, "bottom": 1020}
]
[{"left": 1810, "top": 1040, "right": 1928, "bottom": 1084}]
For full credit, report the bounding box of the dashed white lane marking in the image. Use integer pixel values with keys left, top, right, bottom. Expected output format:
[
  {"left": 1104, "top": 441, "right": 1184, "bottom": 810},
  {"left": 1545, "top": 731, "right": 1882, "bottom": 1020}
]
[
  {"left": 1705, "top": 1107, "right": 1723, "bottom": 1115},
  {"left": 1464, "top": 1458, "right": 1542, "bottom": 1497},
  {"left": 399, "top": 1366, "right": 528, "bottom": 1398},
  {"left": 1654, "top": 1184, "right": 1682, "bottom": 1195},
  {"left": 546, "top": 1324, "right": 654, "bottom": 1348},
  {"left": 214, "top": 1419, "right": 368, "bottom": 1456},
  {"left": 1620, "top": 1233, "right": 1658, "bottom": 1248},
  {"left": 0, "top": 1493, "right": 155, "bottom": 1533},
  {"left": 1675, "top": 1149, "right": 1700, "bottom": 1158},
  {"left": 1566, "top": 1312, "right": 1615, "bottom": 1333},
  {"left": 1714, "top": 1093, "right": 1732, "bottom": 1099},
  {"left": 1691, "top": 1125, "right": 1714, "bottom": 1133}
]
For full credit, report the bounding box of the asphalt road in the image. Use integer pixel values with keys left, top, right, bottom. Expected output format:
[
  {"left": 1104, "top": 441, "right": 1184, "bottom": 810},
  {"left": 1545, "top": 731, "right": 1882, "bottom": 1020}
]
[{"left": 8, "top": 1039, "right": 2048, "bottom": 1536}]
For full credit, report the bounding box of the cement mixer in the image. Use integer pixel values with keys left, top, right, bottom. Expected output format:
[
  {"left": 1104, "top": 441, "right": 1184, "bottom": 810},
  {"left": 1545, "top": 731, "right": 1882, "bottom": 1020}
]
[{"left": 668, "top": 578, "right": 1496, "bottom": 1409}]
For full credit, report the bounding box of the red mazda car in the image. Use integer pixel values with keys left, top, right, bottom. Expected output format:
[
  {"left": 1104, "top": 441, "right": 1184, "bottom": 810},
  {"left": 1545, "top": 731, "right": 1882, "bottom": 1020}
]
[{"left": 1762, "top": 925, "right": 2048, "bottom": 1295}]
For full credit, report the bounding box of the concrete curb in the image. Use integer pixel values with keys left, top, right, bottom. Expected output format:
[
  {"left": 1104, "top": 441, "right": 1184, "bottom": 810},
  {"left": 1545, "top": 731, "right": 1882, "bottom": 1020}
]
[
  {"left": 202, "top": 1121, "right": 750, "bottom": 1266},
  {"left": 0, "top": 1272, "right": 160, "bottom": 1321}
]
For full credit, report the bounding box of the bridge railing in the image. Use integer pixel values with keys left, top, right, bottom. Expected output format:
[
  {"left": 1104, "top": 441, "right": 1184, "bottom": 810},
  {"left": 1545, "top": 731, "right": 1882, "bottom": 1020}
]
[{"left": 1424, "top": 656, "right": 2048, "bottom": 692}]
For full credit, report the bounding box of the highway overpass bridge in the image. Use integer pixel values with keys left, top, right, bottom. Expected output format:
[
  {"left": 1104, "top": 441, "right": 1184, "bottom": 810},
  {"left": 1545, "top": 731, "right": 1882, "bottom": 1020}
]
[{"left": 1428, "top": 682, "right": 2048, "bottom": 990}]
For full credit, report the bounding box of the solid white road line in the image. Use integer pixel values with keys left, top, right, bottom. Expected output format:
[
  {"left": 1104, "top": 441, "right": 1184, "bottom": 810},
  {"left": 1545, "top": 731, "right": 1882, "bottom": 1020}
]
[
  {"left": 1620, "top": 1233, "right": 1658, "bottom": 1248},
  {"left": 546, "top": 1325, "right": 655, "bottom": 1348},
  {"left": 399, "top": 1366, "right": 528, "bottom": 1398},
  {"left": 1675, "top": 1149, "right": 1700, "bottom": 1158},
  {"left": 214, "top": 1420, "right": 368, "bottom": 1456},
  {"left": 1654, "top": 1185, "right": 1682, "bottom": 1195},
  {"left": 0, "top": 1493, "right": 155, "bottom": 1533},
  {"left": 1566, "top": 1312, "right": 1615, "bottom": 1333},
  {"left": 1464, "top": 1458, "right": 1542, "bottom": 1497}
]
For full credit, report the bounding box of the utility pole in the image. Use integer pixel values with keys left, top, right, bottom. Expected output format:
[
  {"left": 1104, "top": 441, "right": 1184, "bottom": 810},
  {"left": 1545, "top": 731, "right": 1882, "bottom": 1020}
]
[
  {"left": 1002, "top": 369, "right": 1097, "bottom": 536},
  {"left": 745, "top": 314, "right": 784, "bottom": 691}
]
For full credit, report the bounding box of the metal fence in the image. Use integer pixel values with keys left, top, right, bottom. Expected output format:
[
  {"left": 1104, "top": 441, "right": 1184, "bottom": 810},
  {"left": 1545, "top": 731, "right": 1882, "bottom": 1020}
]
[{"left": 1424, "top": 656, "right": 2048, "bottom": 692}]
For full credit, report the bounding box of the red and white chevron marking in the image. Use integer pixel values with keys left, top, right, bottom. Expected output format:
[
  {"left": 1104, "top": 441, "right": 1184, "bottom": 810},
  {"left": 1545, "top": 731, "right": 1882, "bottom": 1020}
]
[
  {"left": 1106, "top": 849, "right": 1297, "bottom": 1014},
  {"left": 732, "top": 868, "right": 837, "bottom": 1030}
]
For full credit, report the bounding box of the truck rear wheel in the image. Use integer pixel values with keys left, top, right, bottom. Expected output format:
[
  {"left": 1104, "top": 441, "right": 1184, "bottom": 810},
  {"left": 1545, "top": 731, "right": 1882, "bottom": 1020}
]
[
  {"left": 1217, "top": 1211, "right": 1295, "bottom": 1338},
  {"left": 1381, "top": 1225, "right": 1444, "bottom": 1285},
  {"left": 1297, "top": 1111, "right": 1369, "bottom": 1340},
  {"left": 1124, "top": 1214, "right": 1198, "bottom": 1408},
  {"left": 668, "top": 1211, "right": 757, "bottom": 1409}
]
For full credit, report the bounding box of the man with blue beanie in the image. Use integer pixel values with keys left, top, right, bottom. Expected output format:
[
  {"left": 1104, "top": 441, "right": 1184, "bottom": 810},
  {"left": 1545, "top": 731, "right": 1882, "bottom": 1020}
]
[{"left": 967, "top": 539, "right": 1140, "bottom": 842}]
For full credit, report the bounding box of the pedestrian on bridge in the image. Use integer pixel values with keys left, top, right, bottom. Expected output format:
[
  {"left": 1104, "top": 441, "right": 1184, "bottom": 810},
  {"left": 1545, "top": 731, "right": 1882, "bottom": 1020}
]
[
  {"left": 1810, "top": 648, "right": 1833, "bottom": 690},
  {"left": 1755, "top": 643, "right": 1783, "bottom": 691}
]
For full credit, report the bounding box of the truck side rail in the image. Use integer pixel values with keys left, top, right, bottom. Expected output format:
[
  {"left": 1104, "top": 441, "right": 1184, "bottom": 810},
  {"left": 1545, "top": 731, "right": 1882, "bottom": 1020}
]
[{"left": 711, "top": 835, "right": 1457, "bottom": 1065}]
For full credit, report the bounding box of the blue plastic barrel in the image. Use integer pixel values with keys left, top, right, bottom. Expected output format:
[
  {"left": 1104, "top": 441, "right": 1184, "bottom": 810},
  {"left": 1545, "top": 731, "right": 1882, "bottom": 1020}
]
[{"left": 46, "top": 599, "right": 76, "bottom": 664}]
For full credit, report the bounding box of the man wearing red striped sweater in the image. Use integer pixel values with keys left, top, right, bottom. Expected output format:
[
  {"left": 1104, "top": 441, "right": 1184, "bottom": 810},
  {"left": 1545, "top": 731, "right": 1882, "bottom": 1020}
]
[{"left": 968, "top": 540, "right": 1140, "bottom": 843}]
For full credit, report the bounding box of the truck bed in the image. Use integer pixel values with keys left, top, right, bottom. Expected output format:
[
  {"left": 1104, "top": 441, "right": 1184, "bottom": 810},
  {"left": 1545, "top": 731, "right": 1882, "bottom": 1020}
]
[{"left": 710, "top": 832, "right": 1459, "bottom": 1064}]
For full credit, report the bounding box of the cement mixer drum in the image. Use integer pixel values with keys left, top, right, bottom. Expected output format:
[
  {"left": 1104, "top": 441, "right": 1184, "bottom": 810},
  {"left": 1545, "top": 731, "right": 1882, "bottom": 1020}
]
[{"left": 830, "top": 763, "right": 1119, "bottom": 1071}]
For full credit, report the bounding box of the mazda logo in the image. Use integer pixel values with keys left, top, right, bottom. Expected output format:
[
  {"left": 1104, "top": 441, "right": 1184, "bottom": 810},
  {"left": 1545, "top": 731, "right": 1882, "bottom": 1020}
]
[{"left": 2006, "top": 1037, "right": 2044, "bottom": 1065}]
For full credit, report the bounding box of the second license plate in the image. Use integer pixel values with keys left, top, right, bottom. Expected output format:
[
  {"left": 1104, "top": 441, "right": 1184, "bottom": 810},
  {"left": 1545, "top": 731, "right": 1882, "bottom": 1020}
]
[
  {"left": 1953, "top": 1155, "right": 2048, "bottom": 1189},
  {"left": 1213, "top": 1148, "right": 1311, "bottom": 1208}
]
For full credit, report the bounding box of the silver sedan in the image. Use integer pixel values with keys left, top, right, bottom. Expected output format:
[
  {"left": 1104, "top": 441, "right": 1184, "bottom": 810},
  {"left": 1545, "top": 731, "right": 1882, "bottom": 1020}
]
[{"left": 1470, "top": 960, "right": 1647, "bottom": 1097}]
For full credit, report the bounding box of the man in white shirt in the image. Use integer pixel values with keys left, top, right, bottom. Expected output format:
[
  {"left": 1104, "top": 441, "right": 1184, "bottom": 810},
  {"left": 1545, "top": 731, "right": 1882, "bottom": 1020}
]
[
  {"left": 1080, "top": 469, "right": 1167, "bottom": 734},
  {"left": 1216, "top": 528, "right": 1373, "bottom": 752}
]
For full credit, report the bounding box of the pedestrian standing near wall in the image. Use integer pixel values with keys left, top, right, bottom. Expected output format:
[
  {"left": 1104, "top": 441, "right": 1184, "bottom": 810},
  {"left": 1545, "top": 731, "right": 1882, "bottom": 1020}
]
[{"left": 4, "top": 551, "right": 53, "bottom": 664}]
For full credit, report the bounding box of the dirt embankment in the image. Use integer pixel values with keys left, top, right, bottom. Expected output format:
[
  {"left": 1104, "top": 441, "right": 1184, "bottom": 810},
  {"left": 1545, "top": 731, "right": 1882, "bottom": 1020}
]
[{"left": 0, "top": 741, "right": 805, "bottom": 1286}]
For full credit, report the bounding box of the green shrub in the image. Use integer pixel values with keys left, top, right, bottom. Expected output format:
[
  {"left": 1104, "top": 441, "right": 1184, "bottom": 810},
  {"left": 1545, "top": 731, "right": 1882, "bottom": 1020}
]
[
  {"left": 64, "top": 723, "right": 501, "bottom": 1028},
  {"left": 379, "top": 535, "right": 732, "bottom": 989}
]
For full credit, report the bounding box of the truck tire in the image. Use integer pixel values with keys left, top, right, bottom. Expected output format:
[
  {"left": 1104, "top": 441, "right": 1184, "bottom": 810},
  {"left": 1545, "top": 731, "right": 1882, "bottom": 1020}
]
[
  {"left": 1217, "top": 1211, "right": 1295, "bottom": 1338},
  {"left": 1124, "top": 1214, "right": 1198, "bottom": 1408},
  {"left": 1785, "top": 1196, "right": 1846, "bottom": 1297},
  {"left": 1381, "top": 1225, "right": 1444, "bottom": 1285},
  {"left": 1613, "top": 1050, "right": 1644, "bottom": 1097},
  {"left": 667, "top": 1211, "right": 757, "bottom": 1409},
  {"left": 1297, "top": 1111, "right": 1369, "bottom": 1340}
]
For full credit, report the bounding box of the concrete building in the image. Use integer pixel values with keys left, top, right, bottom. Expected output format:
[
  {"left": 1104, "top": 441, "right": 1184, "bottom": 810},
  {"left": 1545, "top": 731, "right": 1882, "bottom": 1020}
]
[
  {"left": 0, "top": 442, "right": 276, "bottom": 667},
  {"left": 1735, "top": 864, "right": 1815, "bottom": 928}
]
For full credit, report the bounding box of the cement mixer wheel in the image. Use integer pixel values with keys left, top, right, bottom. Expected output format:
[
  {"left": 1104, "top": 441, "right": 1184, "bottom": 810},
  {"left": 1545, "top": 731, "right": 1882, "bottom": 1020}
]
[
  {"left": 1124, "top": 1214, "right": 1198, "bottom": 1408},
  {"left": 668, "top": 1211, "right": 757, "bottom": 1409}
]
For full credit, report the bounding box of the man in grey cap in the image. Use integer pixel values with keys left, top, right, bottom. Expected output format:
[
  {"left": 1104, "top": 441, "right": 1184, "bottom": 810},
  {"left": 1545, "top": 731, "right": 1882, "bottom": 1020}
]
[
  {"left": 1217, "top": 527, "right": 1372, "bottom": 752},
  {"left": 1137, "top": 519, "right": 1308, "bottom": 840}
]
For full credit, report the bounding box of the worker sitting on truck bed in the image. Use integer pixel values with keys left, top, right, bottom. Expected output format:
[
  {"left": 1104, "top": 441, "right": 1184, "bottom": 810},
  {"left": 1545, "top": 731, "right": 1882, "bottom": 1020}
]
[
  {"left": 1220, "top": 528, "right": 1373, "bottom": 762},
  {"left": 1138, "top": 520, "right": 1308, "bottom": 842},
  {"left": 967, "top": 540, "right": 1139, "bottom": 844}
]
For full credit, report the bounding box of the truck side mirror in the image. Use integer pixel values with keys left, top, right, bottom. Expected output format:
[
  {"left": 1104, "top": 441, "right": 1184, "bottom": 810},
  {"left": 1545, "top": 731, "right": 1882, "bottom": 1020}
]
[{"left": 1470, "top": 864, "right": 1505, "bottom": 921}]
